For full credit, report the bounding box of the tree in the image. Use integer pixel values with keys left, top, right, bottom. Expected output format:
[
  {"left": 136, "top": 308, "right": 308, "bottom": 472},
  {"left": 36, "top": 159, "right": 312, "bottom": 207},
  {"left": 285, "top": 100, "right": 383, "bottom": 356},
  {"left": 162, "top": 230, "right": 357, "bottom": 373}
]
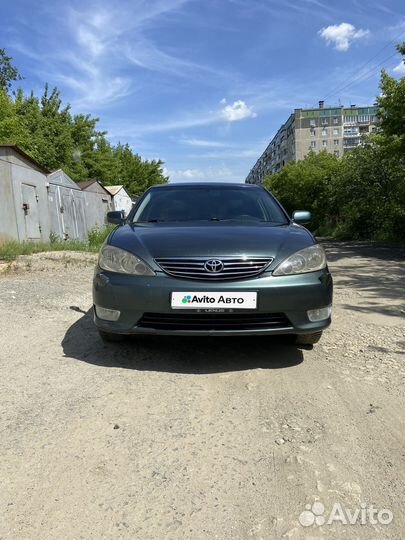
[
  {"left": 0, "top": 49, "right": 23, "bottom": 91},
  {"left": 0, "top": 89, "right": 31, "bottom": 147},
  {"left": 0, "top": 50, "right": 168, "bottom": 192},
  {"left": 113, "top": 143, "right": 168, "bottom": 197},
  {"left": 377, "top": 42, "right": 405, "bottom": 148},
  {"left": 330, "top": 138, "right": 405, "bottom": 241},
  {"left": 264, "top": 150, "right": 341, "bottom": 233}
]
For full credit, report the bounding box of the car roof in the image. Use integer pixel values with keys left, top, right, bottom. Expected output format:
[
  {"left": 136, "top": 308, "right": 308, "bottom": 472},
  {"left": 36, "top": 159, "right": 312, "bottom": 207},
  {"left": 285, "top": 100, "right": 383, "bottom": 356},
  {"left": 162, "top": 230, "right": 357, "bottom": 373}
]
[{"left": 149, "top": 182, "right": 262, "bottom": 189}]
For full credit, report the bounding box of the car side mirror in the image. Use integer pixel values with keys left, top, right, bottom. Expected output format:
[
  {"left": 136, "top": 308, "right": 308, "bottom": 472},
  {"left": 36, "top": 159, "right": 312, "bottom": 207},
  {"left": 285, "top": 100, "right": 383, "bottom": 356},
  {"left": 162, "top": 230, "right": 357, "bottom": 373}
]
[
  {"left": 107, "top": 211, "right": 125, "bottom": 225},
  {"left": 292, "top": 210, "right": 311, "bottom": 224}
]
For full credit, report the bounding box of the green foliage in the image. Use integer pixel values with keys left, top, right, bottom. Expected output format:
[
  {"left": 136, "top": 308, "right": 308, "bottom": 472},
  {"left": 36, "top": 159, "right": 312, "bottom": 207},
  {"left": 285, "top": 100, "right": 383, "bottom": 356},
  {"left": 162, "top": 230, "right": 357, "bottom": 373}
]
[
  {"left": 377, "top": 42, "right": 405, "bottom": 149},
  {"left": 265, "top": 151, "right": 340, "bottom": 232},
  {"left": 0, "top": 49, "right": 168, "bottom": 195},
  {"left": 0, "top": 49, "right": 23, "bottom": 91},
  {"left": 0, "top": 225, "right": 113, "bottom": 262},
  {"left": 330, "top": 137, "right": 405, "bottom": 241},
  {"left": 264, "top": 137, "right": 405, "bottom": 243},
  {"left": 0, "top": 239, "right": 90, "bottom": 262},
  {"left": 113, "top": 143, "right": 167, "bottom": 196},
  {"left": 87, "top": 225, "right": 116, "bottom": 250}
]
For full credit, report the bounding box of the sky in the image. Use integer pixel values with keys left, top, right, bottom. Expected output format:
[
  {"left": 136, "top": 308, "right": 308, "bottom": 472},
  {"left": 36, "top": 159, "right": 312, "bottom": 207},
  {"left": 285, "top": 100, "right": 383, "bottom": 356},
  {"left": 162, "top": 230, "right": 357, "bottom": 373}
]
[{"left": 3, "top": 0, "right": 405, "bottom": 183}]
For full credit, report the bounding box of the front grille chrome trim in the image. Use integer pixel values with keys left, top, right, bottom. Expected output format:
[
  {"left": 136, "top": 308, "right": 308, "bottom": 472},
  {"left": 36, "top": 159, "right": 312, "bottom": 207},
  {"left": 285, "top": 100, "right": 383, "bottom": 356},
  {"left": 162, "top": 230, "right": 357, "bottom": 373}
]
[{"left": 155, "top": 257, "right": 273, "bottom": 281}]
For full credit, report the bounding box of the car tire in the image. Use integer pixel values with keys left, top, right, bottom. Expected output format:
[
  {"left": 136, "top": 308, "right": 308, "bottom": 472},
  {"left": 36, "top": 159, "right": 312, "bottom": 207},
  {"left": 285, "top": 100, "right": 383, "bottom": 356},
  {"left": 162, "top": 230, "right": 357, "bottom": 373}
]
[
  {"left": 294, "top": 331, "right": 323, "bottom": 345},
  {"left": 98, "top": 330, "right": 126, "bottom": 342}
]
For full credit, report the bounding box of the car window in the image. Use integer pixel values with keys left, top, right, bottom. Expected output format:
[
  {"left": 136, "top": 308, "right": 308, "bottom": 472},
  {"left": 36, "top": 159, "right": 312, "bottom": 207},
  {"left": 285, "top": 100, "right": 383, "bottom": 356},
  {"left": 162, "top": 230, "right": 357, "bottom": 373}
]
[{"left": 132, "top": 187, "right": 288, "bottom": 224}]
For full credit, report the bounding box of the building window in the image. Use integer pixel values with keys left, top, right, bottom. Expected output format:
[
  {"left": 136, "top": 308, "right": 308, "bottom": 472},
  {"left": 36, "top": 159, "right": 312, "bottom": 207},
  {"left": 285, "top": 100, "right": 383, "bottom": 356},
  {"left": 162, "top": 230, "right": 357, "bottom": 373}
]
[
  {"left": 333, "top": 128, "right": 339, "bottom": 135},
  {"left": 334, "top": 150, "right": 339, "bottom": 157},
  {"left": 322, "top": 129, "right": 328, "bottom": 136},
  {"left": 321, "top": 119, "right": 328, "bottom": 126},
  {"left": 344, "top": 127, "right": 359, "bottom": 135},
  {"left": 310, "top": 128, "right": 316, "bottom": 136},
  {"left": 322, "top": 140, "right": 328, "bottom": 147},
  {"left": 333, "top": 139, "right": 339, "bottom": 145},
  {"left": 333, "top": 117, "right": 339, "bottom": 124},
  {"left": 310, "top": 141, "right": 316, "bottom": 148},
  {"left": 310, "top": 119, "right": 316, "bottom": 127}
]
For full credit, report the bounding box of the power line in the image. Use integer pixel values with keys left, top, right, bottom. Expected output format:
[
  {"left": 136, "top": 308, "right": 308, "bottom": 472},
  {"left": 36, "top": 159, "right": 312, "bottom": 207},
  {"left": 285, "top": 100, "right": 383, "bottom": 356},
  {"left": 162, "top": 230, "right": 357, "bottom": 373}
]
[
  {"left": 325, "top": 50, "right": 399, "bottom": 101},
  {"left": 319, "top": 30, "right": 405, "bottom": 105}
]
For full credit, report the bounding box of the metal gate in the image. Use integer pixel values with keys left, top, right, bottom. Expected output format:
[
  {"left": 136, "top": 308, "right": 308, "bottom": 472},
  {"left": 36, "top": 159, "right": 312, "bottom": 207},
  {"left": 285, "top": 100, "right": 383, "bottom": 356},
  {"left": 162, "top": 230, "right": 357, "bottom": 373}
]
[
  {"left": 62, "top": 193, "right": 75, "bottom": 239},
  {"left": 73, "top": 196, "right": 87, "bottom": 240},
  {"left": 21, "top": 184, "right": 41, "bottom": 240}
]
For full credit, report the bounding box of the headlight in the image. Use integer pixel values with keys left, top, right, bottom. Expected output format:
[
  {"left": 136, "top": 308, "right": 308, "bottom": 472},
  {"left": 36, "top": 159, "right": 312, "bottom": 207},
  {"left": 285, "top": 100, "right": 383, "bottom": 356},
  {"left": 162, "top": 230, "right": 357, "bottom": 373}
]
[
  {"left": 272, "top": 244, "right": 326, "bottom": 276},
  {"left": 99, "top": 245, "right": 155, "bottom": 276}
]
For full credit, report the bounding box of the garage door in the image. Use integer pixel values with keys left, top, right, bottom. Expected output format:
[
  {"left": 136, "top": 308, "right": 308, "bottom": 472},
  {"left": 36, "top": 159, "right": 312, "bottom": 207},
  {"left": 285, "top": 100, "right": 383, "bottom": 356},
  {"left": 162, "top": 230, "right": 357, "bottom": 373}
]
[{"left": 21, "top": 184, "right": 41, "bottom": 240}]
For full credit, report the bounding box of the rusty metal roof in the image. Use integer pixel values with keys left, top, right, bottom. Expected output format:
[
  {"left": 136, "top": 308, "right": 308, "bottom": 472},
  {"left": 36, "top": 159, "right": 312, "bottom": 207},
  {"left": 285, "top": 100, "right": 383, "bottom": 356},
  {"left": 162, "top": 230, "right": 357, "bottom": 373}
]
[
  {"left": 77, "top": 179, "right": 112, "bottom": 197},
  {"left": 77, "top": 179, "right": 98, "bottom": 190}
]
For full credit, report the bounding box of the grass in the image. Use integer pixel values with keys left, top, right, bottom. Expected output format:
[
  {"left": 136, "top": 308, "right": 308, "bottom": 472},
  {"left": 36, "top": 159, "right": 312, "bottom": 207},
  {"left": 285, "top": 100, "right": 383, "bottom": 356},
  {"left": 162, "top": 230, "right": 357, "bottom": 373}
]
[{"left": 0, "top": 225, "right": 115, "bottom": 262}]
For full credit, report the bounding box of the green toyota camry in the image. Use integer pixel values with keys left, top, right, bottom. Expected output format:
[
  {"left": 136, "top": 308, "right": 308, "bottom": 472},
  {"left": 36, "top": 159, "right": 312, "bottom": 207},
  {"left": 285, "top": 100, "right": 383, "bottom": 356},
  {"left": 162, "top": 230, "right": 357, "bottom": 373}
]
[{"left": 93, "top": 182, "right": 333, "bottom": 344}]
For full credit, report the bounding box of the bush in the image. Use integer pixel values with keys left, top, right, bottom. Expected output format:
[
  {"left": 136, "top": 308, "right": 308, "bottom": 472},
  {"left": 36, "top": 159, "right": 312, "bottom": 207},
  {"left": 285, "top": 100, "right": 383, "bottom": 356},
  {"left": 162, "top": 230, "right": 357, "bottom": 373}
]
[
  {"left": 87, "top": 225, "right": 115, "bottom": 250},
  {"left": 263, "top": 141, "right": 405, "bottom": 245},
  {"left": 264, "top": 151, "right": 341, "bottom": 233}
]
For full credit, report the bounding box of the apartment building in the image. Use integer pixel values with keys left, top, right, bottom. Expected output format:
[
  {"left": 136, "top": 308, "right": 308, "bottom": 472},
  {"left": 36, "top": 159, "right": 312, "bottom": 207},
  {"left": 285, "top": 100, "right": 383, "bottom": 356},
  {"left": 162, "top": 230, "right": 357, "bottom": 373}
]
[{"left": 245, "top": 101, "right": 378, "bottom": 184}]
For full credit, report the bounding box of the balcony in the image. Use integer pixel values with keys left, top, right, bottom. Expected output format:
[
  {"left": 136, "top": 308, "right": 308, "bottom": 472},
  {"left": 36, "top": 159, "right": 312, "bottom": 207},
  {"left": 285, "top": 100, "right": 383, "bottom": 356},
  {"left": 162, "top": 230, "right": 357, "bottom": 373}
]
[{"left": 343, "top": 138, "right": 360, "bottom": 147}]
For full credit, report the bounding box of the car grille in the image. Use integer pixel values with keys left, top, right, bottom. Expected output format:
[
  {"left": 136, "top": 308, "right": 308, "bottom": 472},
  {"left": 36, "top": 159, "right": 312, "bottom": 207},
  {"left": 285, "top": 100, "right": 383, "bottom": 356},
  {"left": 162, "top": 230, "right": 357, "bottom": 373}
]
[
  {"left": 155, "top": 257, "right": 273, "bottom": 281},
  {"left": 138, "top": 312, "right": 291, "bottom": 331}
]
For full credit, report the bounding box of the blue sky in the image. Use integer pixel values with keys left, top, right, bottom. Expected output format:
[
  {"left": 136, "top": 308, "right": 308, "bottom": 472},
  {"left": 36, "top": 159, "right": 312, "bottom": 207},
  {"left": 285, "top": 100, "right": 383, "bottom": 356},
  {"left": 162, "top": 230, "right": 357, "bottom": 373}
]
[{"left": 3, "top": 0, "right": 405, "bottom": 182}]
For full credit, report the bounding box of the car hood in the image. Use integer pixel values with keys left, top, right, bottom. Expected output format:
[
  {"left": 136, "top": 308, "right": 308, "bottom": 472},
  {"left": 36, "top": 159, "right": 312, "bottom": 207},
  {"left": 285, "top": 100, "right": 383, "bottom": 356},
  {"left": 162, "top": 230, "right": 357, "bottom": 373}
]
[{"left": 108, "top": 223, "right": 315, "bottom": 269}]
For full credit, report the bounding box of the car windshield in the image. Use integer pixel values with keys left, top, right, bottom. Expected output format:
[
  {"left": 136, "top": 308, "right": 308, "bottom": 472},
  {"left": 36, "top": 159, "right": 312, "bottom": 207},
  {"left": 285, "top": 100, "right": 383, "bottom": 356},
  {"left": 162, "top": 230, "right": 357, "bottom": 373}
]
[{"left": 132, "top": 186, "right": 289, "bottom": 224}]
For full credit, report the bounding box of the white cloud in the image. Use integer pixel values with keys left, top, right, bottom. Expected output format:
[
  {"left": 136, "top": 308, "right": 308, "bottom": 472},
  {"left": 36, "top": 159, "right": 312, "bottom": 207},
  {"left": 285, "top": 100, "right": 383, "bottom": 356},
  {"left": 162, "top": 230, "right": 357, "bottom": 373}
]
[
  {"left": 125, "top": 38, "right": 226, "bottom": 81},
  {"left": 393, "top": 61, "right": 405, "bottom": 76},
  {"left": 318, "top": 22, "right": 369, "bottom": 51},
  {"left": 220, "top": 100, "right": 257, "bottom": 121},
  {"left": 111, "top": 99, "right": 258, "bottom": 136},
  {"left": 188, "top": 149, "right": 261, "bottom": 159},
  {"left": 180, "top": 169, "right": 205, "bottom": 179},
  {"left": 17, "top": 0, "right": 206, "bottom": 109},
  {"left": 178, "top": 137, "right": 231, "bottom": 147},
  {"left": 167, "top": 166, "right": 238, "bottom": 181}
]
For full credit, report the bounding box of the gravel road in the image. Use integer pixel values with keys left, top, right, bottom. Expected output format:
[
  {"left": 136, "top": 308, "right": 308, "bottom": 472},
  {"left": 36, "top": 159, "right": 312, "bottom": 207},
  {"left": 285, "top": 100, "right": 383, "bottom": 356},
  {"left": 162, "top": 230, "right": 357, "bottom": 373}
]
[{"left": 0, "top": 243, "right": 404, "bottom": 540}]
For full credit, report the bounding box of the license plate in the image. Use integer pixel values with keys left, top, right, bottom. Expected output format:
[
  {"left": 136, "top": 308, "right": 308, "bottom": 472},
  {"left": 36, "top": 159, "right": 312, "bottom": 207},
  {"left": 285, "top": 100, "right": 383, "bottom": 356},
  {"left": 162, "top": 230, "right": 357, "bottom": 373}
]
[{"left": 171, "top": 291, "right": 257, "bottom": 309}]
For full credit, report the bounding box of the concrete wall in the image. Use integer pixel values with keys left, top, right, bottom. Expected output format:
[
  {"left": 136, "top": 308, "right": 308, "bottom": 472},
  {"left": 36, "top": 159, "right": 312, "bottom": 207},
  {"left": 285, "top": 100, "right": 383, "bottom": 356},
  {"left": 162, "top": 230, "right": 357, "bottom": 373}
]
[
  {"left": 112, "top": 188, "right": 133, "bottom": 216},
  {"left": 295, "top": 109, "right": 343, "bottom": 161}
]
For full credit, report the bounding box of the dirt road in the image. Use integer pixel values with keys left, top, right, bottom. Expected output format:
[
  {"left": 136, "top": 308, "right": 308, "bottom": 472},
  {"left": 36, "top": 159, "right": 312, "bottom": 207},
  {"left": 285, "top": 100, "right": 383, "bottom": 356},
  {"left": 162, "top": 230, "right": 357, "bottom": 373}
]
[{"left": 0, "top": 243, "right": 404, "bottom": 540}]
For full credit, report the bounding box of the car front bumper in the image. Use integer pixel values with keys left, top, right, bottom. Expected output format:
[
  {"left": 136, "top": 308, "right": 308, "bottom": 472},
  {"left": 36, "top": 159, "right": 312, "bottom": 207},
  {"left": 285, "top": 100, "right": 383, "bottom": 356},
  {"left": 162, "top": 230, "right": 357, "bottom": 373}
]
[{"left": 92, "top": 267, "right": 333, "bottom": 336}]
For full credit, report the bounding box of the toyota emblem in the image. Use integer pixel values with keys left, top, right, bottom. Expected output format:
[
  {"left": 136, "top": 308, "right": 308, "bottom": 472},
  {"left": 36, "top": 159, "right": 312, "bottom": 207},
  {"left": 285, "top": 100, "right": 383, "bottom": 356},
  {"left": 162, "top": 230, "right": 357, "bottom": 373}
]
[{"left": 204, "top": 259, "right": 224, "bottom": 273}]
